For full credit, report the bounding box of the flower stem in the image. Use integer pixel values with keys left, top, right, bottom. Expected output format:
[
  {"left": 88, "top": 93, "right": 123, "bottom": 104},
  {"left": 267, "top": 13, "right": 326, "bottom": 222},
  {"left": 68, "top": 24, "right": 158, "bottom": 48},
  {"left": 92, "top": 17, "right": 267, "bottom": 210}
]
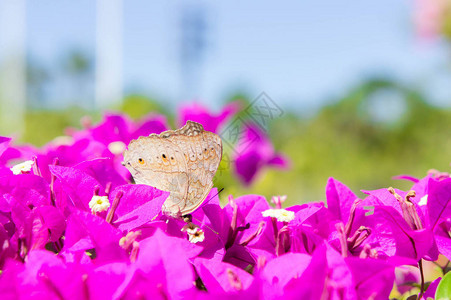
[
  {"left": 443, "top": 259, "right": 450, "bottom": 274},
  {"left": 418, "top": 259, "right": 425, "bottom": 300}
]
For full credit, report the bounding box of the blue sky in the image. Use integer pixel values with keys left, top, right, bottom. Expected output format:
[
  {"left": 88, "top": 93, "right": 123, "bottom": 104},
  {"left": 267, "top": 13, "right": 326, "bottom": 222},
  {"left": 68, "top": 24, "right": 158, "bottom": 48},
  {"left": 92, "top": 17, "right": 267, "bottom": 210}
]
[{"left": 22, "top": 0, "right": 451, "bottom": 112}]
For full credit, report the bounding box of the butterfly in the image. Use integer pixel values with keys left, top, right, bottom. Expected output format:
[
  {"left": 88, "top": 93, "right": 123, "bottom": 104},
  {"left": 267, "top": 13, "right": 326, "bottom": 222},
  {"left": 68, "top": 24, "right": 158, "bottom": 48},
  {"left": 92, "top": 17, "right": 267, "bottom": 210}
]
[{"left": 122, "top": 121, "right": 222, "bottom": 217}]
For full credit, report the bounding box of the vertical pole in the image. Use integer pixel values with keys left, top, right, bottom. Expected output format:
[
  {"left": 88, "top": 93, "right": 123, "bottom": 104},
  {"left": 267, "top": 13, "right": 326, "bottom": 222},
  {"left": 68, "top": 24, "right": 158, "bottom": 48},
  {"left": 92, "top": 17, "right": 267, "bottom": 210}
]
[
  {"left": 95, "top": 0, "right": 123, "bottom": 109},
  {"left": 0, "top": 0, "right": 27, "bottom": 137},
  {"left": 178, "top": 4, "right": 207, "bottom": 101}
]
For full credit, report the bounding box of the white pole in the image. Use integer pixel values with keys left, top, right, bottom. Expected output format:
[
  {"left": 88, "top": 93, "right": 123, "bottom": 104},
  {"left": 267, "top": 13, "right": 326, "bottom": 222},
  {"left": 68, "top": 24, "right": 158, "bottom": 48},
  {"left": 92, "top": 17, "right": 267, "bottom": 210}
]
[
  {"left": 0, "top": 0, "right": 27, "bottom": 137},
  {"left": 95, "top": 0, "right": 123, "bottom": 109}
]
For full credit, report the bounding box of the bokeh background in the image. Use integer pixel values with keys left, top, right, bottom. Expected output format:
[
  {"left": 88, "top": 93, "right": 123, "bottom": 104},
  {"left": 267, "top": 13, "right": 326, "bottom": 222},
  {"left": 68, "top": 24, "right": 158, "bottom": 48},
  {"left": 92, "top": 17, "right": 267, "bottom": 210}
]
[{"left": 1, "top": 0, "right": 451, "bottom": 205}]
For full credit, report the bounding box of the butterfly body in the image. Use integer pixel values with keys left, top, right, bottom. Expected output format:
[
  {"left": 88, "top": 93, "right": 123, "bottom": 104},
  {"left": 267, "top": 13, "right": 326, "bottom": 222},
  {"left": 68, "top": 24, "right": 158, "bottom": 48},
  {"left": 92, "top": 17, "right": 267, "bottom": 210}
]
[{"left": 123, "top": 121, "right": 222, "bottom": 217}]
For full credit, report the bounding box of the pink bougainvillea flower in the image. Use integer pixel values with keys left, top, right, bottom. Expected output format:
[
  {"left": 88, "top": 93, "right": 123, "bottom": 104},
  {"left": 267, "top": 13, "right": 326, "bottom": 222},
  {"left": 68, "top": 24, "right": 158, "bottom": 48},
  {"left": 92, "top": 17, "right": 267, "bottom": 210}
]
[
  {"left": 1, "top": 249, "right": 128, "bottom": 300},
  {"left": 345, "top": 255, "right": 396, "bottom": 300},
  {"left": 434, "top": 218, "right": 451, "bottom": 260},
  {"left": 263, "top": 244, "right": 328, "bottom": 299},
  {"left": 26, "top": 138, "right": 110, "bottom": 182},
  {"left": 326, "top": 177, "right": 361, "bottom": 225},
  {"left": 392, "top": 174, "right": 420, "bottom": 183},
  {"left": 62, "top": 209, "right": 127, "bottom": 264},
  {"left": 114, "top": 229, "right": 202, "bottom": 299},
  {"left": 0, "top": 137, "right": 10, "bottom": 158},
  {"left": 362, "top": 176, "right": 451, "bottom": 261},
  {"left": 362, "top": 187, "right": 427, "bottom": 228},
  {"left": 10, "top": 113, "right": 168, "bottom": 182},
  {"left": 108, "top": 184, "right": 169, "bottom": 232},
  {"left": 0, "top": 173, "right": 51, "bottom": 208},
  {"left": 0, "top": 108, "right": 450, "bottom": 300},
  {"left": 161, "top": 188, "right": 228, "bottom": 263},
  {"left": 422, "top": 276, "right": 442, "bottom": 299},
  {"left": 223, "top": 195, "right": 271, "bottom": 248},
  {"left": 74, "top": 113, "right": 168, "bottom": 180},
  {"left": 359, "top": 189, "right": 436, "bottom": 261},
  {"left": 288, "top": 202, "right": 335, "bottom": 255},
  {"left": 8, "top": 195, "right": 49, "bottom": 254},
  {"left": 49, "top": 160, "right": 126, "bottom": 210},
  {"left": 49, "top": 164, "right": 111, "bottom": 211},
  {"left": 164, "top": 192, "right": 272, "bottom": 268},
  {"left": 325, "top": 178, "right": 375, "bottom": 257},
  {"left": 233, "top": 123, "right": 290, "bottom": 186},
  {"left": 49, "top": 163, "right": 169, "bottom": 233},
  {"left": 194, "top": 257, "right": 255, "bottom": 296},
  {"left": 164, "top": 192, "right": 276, "bottom": 269},
  {"left": 274, "top": 242, "right": 395, "bottom": 300},
  {"left": 0, "top": 137, "right": 21, "bottom": 167},
  {"left": 74, "top": 158, "right": 127, "bottom": 190},
  {"left": 223, "top": 195, "right": 275, "bottom": 264},
  {"left": 0, "top": 250, "right": 71, "bottom": 298},
  {"left": 425, "top": 177, "right": 451, "bottom": 230},
  {"left": 417, "top": 176, "right": 451, "bottom": 260},
  {"left": 177, "top": 101, "right": 241, "bottom": 133},
  {"left": 71, "top": 113, "right": 168, "bottom": 146},
  {"left": 0, "top": 172, "right": 66, "bottom": 259},
  {"left": 394, "top": 265, "right": 420, "bottom": 294},
  {"left": 323, "top": 243, "right": 358, "bottom": 299},
  {"left": 0, "top": 222, "right": 16, "bottom": 268},
  {"left": 259, "top": 252, "right": 313, "bottom": 298},
  {"left": 85, "top": 262, "right": 129, "bottom": 300}
]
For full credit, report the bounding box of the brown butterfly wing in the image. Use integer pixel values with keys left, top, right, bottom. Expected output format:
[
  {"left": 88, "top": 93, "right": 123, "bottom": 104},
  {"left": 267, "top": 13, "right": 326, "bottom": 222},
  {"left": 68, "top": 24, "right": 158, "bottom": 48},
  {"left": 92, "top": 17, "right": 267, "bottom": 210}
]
[
  {"left": 123, "top": 135, "right": 189, "bottom": 216},
  {"left": 164, "top": 121, "right": 222, "bottom": 215},
  {"left": 124, "top": 121, "right": 222, "bottom": 217}
]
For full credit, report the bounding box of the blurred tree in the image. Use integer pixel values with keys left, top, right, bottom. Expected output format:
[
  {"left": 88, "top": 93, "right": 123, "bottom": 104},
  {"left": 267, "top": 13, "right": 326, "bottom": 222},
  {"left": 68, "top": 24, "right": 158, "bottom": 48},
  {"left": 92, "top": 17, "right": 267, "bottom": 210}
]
[
  {"left": 60, "top": 49, "right": 94, "bottom": 108},
  {"left": 15, "top": 77, "right": 451, "bottom": 206},
  {"left": 26, "top": 56, "right": 51, "bottom": 109},
  {"left": 22, "top": 107, "right": 89, "bottom": 146},
  {"left": 119, "top": 94, "right": 170, "bottom": 120},
  {"left": 215, "top": 78, "right": 451, "bottom": 205}
]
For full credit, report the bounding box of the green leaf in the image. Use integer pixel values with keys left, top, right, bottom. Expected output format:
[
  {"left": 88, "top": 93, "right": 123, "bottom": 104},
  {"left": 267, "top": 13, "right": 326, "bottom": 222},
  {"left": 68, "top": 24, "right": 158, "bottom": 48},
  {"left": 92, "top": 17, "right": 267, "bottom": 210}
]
[{"left": 436, "top": 272, "right": 451, "bottom": 300}]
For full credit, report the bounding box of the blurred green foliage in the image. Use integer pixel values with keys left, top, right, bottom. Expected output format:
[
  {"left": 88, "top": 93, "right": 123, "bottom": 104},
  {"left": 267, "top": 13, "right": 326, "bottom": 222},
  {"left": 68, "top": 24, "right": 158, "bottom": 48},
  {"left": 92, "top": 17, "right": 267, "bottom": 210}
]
[
  {"left": 262, "top": 79, "right": 451, "bottom": 205},
  {"left": 7, "top": 78, "right": 451, "bottom": 206},
  {"left": 21, "top": 107, "right": 95, "bottom": 146},
  {"left": 117, "top": 94, "right": 169, "bottom": 120}
]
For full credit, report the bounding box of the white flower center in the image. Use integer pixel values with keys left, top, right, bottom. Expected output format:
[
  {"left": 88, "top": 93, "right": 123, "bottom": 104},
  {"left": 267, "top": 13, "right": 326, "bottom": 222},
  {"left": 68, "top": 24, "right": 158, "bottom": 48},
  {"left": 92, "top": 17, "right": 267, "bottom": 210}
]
[
  {"left": 10, "top": 160, "right": 34, "bottom": 175},
  {"left": 262, "top": 208, "right": 295, "bottom": 222},
  {"left": 182, "top": 226, "right": 205, "bottom": 244},
  {"left": 88, "top": 195, "right": 110, "bottom": 213},
  {"left": 108, "top": 141, "right": 126, "bottom": 155}
]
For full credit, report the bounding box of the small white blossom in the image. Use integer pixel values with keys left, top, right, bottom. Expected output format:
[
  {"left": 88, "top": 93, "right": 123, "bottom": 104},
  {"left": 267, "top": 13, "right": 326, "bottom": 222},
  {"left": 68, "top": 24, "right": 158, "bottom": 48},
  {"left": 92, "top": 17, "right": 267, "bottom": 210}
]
[
  {"left": 88, "top": 195, "right": 110, "bottom": 213},
  {"left": 188, "top": 227, "right": 205, "bottom": 243},
  {"left": 182, "top": 225, "right": 205, "bottom": 243},
  {"left": 419, "top": 195, "right": 428, "bottom": 206},
  {"left": 262, "top": 208, "right": 295, "bottom": 222},
  {"left": 108, "top": 141, "right": 126, "bottom": 155},
  {"left": 10, "top": 160, "right": 34, "bottom": 175}
]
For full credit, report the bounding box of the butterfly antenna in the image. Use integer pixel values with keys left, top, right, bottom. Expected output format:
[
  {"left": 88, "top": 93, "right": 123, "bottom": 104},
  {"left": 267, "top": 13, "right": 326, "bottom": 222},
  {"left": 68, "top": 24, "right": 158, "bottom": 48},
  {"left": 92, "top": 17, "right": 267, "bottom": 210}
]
[
  {"left": 192, "top": 216, "right": 219, "bottom": 235},
  {"left": 182, "top": 188, "right": 225, "bottom": 235},
  {"left": 191, "top": 187, "right": 224, "bottom": 235},
  {"left": 206, "top": 187, "right": 224, "bottom": 202}
]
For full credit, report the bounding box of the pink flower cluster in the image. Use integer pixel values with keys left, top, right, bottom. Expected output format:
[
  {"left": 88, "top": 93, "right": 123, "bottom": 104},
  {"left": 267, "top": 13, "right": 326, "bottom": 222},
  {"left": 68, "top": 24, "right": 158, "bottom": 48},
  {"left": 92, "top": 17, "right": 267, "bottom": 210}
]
[
  {"left": 0, "top": 105, "right": 449, "bottom": 299},
  {"left": 413, "top": 0, "right": 451, "bottom": 40}
]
